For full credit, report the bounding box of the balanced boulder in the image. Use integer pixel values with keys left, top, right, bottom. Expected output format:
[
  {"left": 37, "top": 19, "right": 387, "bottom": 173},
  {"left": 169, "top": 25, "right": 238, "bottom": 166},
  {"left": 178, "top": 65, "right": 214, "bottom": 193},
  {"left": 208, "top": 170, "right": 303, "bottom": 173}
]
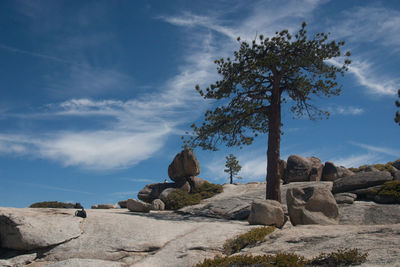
[
  {"left": 126, "top": 199, "right": 151, "bottom": 213},
  {"left": 322, "top": 162, "right": 353, "bottom": 181},
  {"left": 187, "top": 176, "right": 206, "bottom": 191},
  {"left": 332, "top": 171, "right": 393, "bottom": 194},
  {"left": 248, "top": 200, "right": 285, "bottom": 228},
  {"left": 286, "top": 183, "right": 339, "bottom": 225},
  {"left": 284, "top": 155, "right": 323, "bottom": 183},
  {"left": 168, "top": 148, "right": 200, "bottom": 183}
]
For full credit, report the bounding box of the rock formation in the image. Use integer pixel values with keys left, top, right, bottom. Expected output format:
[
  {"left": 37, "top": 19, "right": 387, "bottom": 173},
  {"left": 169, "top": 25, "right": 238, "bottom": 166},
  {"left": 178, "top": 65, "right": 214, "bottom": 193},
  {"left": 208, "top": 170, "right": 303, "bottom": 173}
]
[
  {"left": 167, "top": 148, "right": 200, "bottom": 183},
  {"left": 321, "top": 161, "right": 353, "bottom": 181},
  {"left": 332, "top": 171, "right": 393, "bottom": 194},
  {"left": 286, "top": 183, "right": 339, "bottom": 225},
  {"left": 284, "top": 155, "right": 323, "bottom": 183},
  {"left": 248, "top": 200, "right": 285, "bottom": 228}
]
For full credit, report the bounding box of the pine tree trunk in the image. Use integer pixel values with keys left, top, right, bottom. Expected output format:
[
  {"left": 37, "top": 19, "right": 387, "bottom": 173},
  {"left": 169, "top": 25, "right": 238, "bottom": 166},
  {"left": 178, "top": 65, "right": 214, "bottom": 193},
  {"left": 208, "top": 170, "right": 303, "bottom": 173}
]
[
  {"left": 230, "top": 172, "right": 233, "bottom": 184},
  {"left": 266, "top": 80, "right": 281, "bottom": 202}
]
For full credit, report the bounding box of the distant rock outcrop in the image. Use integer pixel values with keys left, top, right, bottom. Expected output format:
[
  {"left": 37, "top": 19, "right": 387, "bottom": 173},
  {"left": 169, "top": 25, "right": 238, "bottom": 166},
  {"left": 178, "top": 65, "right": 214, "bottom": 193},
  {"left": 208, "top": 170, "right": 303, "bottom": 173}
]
[
  {"left": 283, "top": 155, "right": 323, "bottom": 183},
  {"left": 332, "top": 171, "right": 393, "bottom": 194},
  {"left": 322, "top": 161, "right": 354, "bottom": 181}
]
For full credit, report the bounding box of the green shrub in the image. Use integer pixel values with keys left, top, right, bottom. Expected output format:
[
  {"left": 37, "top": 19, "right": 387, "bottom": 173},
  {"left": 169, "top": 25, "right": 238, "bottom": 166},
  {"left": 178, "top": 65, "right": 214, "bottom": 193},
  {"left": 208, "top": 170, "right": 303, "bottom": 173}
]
[
  {"left": 29, "top": 201, "right": 76, "bottom": 208},
  {"left": 165, "top": 182, "right": 223, "bottom": 210},
  {"left": 349, "top": 162, "right": 394, "bottom": 173},
  {"left": 194, "top": 248, "right": 368, "bottom": 267},
  {"left": 373, "top": 180, "right": 400, "bottom": 203},
  {"left": 310, "top": 248, "right": 368, "bottom": 266},
  {"left": 223, "top": 227, "right": 275, "bottom": 255},
  {"left": 191, "top": 181, "right": 223, "bottom": 199},
  {"left": 164, "top": 189, "right": 202, "bottom": 210},
  {"left": 195, "top": 253, "right": 307, "bottom": 267}
]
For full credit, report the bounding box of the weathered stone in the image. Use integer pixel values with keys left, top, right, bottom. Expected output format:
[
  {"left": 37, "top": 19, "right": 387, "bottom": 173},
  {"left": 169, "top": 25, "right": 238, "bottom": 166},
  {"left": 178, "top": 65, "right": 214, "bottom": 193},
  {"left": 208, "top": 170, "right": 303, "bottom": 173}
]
[
  {"left": 151, "top": 199, "right": 165, "bottom": 211},
  {"left": 248, "top": 200, "right": 285, "bottom": 228},
  {"left": 138, "top": 182, "right": 174, "bottom": 203},
  {"left": 334, "top": 193, "right": 357, "bottom": 204},
  {"left": 286, "top": 184, "right": 339, "bottom": 225},
  {"left": 0, "top": 252, "right": 37, "bottom": 266},
  {"left": 176, "top": 180, "right": 191, "bottom": 193},
  {"left": 118, "top": 200, "right": 127, "bottom": 208},
  {"left": 350, "top": 185, "right": 381, "bottom": 201},
  {"left": 46, "top": 259, "right": 125, "bottom": 267},
  {"left": 393, "top": 170, "right": 400, "bottom": 180},
  {"left": 339, "top": 201, "right": 400, "bottom": 225},
  {"left": 392, "top": 159, "right": 400, "bottom": 170},
  {"left": 168, "top": 148, "right": 200, "bottom": 183},
  {"left": 91, "top": 204, "right": 118, "bottom": 209},
  {"left": 284, "top": 155, "right": 323, "bottom": 183},
  {"left": 187, "top": 176, "right": 206, "bottom": 191},
  {"left": 374, "top": 194, "right": 399, "bottom": 204},
  {"left": 127, "top": 199, "right": 151, "bottom": 213},
  {"left": 322, "top": 161, "right": 353, "bottom": 181},
  {"left": 159, "top": 188, "right": 178, "bottom": 203},
  {"left": 332, "top": 171, "right": 393, "bottom": 194},
  {"left": 0, "top": 208, "right": 82, "bottom": 250}
]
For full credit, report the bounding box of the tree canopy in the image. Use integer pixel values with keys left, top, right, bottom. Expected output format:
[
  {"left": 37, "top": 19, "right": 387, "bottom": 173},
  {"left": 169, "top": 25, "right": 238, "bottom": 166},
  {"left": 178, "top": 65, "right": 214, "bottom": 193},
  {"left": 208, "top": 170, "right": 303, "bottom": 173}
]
[
  {"left": 185, "top": 22, "right": 350, "bottom": 202},
  {"left": 224, "top": 154, "right": 242, "bottom": 184}
]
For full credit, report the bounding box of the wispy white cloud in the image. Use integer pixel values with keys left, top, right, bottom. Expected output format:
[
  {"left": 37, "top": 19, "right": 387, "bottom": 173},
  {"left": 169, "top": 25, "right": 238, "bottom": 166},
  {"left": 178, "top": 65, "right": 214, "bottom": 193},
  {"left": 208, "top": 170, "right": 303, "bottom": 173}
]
[
  {"left": 108, "top": 191, "right": 138, "bottom": 198},
  {"left": 19, "top": 182, "right": 93, "bottom": 195},
  {"left": 328, "top": 58, "right": 398, "bottom": 96},
  {"left": 327, "top": 105, "right": 364, "bottom": 116},
  {"left": 329, "top": 153, "right": 381, "bottom": 168},
  {"left": 350, "top": 141, "right": 400, "bottom": 158},
  {"left": 333, "top": 6, "right": 400, "bottom": 49}
]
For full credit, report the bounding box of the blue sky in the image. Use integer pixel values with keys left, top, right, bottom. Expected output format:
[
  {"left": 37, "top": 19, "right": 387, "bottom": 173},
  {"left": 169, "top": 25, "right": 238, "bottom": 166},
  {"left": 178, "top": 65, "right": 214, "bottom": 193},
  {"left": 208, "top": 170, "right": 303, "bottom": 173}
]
[{"left": 0, "top": 0, "right": 399, "bottom": 208}]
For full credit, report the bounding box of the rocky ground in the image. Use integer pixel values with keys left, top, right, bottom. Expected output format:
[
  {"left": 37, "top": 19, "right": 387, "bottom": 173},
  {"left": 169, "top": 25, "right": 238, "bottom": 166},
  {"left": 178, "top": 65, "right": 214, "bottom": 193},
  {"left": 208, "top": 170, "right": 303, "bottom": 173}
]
[{"left": 1, "top": 182, "right": 400, "bottom": 267}]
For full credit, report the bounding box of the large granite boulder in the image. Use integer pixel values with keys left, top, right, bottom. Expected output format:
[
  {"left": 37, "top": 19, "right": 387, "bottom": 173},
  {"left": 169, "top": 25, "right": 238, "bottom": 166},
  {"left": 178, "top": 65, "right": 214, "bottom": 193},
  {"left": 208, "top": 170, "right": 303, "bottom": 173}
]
[
  {"left": 322, "top": 161, "right": 354, "bottom": 181},
  {"left": 332, "top": 171, "right": 393, "bottom": 194},
  {"left": 159, "top": 188, "right": 178, "bottom": 203},
  {"left": 248, "top": 200, "right": 285, "bottom": 228},
  {"left": 168, "top": 149, "right": 200, "bottom": 183},
  {"left": 118, "top": 200, "right": 127, "bottom": 208},
  {"left": 0, "top": 208, "right": 82, "bottom": 250},
  {"left": 138, "top": 182, "right": 174, "bottom": 203},
  {"left": 284, "top": 155, "right": 323, "bottom": 183},
  {"left": 286, "top": 183, "right": 339, "bottom": 225},
  {"left": 127, "top": 199, "right": 151, "bottom": 213}
]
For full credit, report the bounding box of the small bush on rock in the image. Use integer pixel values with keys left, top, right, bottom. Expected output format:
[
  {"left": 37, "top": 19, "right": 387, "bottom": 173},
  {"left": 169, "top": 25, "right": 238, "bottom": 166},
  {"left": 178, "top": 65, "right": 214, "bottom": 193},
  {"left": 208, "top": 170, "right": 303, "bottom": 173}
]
[
  {"left": 165, "top": 190, "right": 202, "bottom": 210},
  {"left": 373, "top": 180, "right": 400, "bottom": 203},
  {"left": 165, "top": 181, "right": 223, "bottom": 210},
  {"left": 29, "top": 201, "right": 76, "bottom": 208},
  {"left": 223, "top": 227, "right": 275, "bottom": 255},
  {"left": 310, "top": 248, "right": 368, "bottom": 266},
  {"left": 191, "top": 181, "right": 223, "bottom": 198},
  {"left": 195, "top": 248, "right": 367, "bottom": 267},
  {"left": 349, "top": 162, "right": 394, "bottom": 173}
]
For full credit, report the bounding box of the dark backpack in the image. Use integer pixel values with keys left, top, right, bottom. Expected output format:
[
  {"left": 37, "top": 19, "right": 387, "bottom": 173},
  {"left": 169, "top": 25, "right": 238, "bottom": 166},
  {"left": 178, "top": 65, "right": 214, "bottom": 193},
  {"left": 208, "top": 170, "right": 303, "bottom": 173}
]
[{"left": 75, "top": 209, "right": 87, "bottom": 218}]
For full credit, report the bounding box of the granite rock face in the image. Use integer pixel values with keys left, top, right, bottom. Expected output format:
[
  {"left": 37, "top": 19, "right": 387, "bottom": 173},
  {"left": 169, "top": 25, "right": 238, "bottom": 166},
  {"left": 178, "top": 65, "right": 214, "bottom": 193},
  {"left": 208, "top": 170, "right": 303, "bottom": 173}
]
[
  {"left": 286, "top": 183, "right": 339, "bottom": 225},
  {"left": 0, "top": 208, "right": 82, "bottom": 250},
  {"left": 247, "top": 200, "right": 285, "bottom": 228},
  {"left": 332, "top": 171, "right": 393, "bottom": 194}
]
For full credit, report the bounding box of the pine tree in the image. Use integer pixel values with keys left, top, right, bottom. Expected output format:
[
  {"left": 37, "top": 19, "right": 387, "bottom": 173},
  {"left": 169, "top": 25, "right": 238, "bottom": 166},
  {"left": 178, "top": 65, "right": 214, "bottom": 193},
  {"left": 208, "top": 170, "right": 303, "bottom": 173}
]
[
  {"left": 184, "top": 22, "right": 350, "bottom": 202},
  {"left": 395, "top": 89, "right": 400, "bottom": 125},
  {"left": 224, "top": 154, "right": 242, "bottom": 184}
]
